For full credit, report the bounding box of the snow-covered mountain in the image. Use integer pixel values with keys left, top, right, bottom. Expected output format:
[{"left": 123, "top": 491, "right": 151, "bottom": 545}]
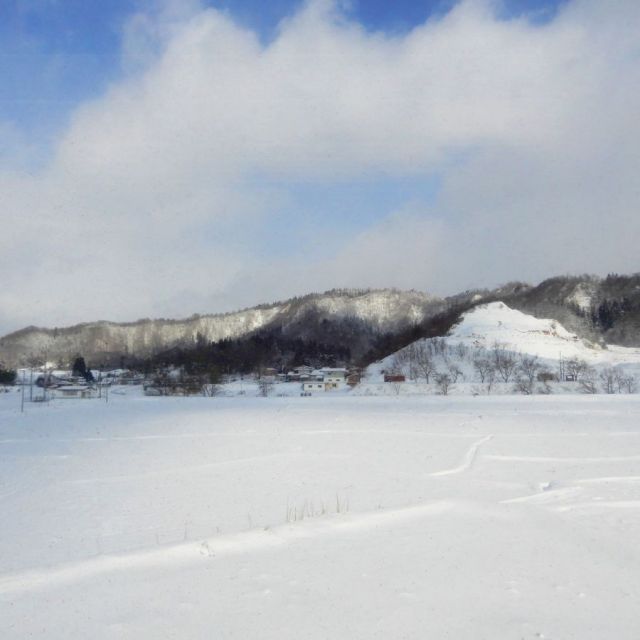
[
  {"left": 364, "top": 302, "right": 640, "bottom": 390},
  {"left": 3, "top": 272, "right": 640, "bottom": 369},
  {"left": 0, "top": 289, "right": 441, "bottom": 366},
  {"left": 446, "top": 302, "right": 597, "bottom": 360}
]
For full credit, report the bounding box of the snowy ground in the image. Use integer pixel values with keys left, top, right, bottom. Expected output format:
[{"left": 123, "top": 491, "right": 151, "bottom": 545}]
[{"left": 2, "top": 390, "right": 640, "bottom": 638}]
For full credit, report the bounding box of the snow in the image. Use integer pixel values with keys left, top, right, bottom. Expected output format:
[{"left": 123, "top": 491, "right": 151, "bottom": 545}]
[
  {"left": 448, "top": 302, "right": 640, "bottom": 366},
  {"left": 364, "top": 302, "right": 640, "bottom": 389},
  {"left": 2, "top": 390, "right": 640, "bottom": 638},
  {"left": 567, "top": 284, "right": 594, "bottom": 313},
  {"left": 450, "top": 302, "right": 580, "bottom": 352}
]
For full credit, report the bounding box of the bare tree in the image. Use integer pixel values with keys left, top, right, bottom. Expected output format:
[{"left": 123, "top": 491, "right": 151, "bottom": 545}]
[
  {"left": 414, "top": 343, "right": 436, "bottom": 383},
  {"left": 564, "top": 358, "right": 589, "bottom": 382},
  {"left": 518, "top": 355, "right": 540, "bottom": 386},
  {"left": 202, "top": 383, "right": 222, "bottom": 397},
  {"left": 614, "top": 368, "right": 633, "bottom": 394},
  {"left": 599, "top": 368, "right": 617, "bottom": 394},
  {"left": 622, "top": 375, "right": 638, "bottom": 394},
  {"left": 492, "top": 343, "right": 518, "bottom": 383},
  {"left": 514, "top": 377, "right": 534, "bottom": 395},
  {"left": 485, "top": 367, "right": 496, "bottom": 395},
  {"left": 448, "top": 364, "right": 463, "bottom": 383},
  {"left": 579, "top": 367, "right": 598, "bottom": 394},
  {"left": 473, "top": 357, "right": 494, "bottom": 383},
  {"left": 435, "top": 373, "right": 453, "bottom": 396}
]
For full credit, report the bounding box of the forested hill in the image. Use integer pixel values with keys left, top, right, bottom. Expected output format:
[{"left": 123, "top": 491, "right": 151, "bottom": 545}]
[
  {"left": 2, "top": 274, "right": 640, "bottom": 369},
  {"left": 0, "top": 289, "right": 441, "bottom": 367}
]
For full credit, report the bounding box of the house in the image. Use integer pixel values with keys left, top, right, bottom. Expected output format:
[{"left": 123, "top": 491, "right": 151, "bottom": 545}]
[
  {"left": 285, "top": 366, "right": 316, "bottom": 382},
  {"left": 294, "top": 365, "right": 314, "bottom": 376},
  {"left": 299, "top": 367, "right": 349, "bottom": 393},
  {"left": 301, "top": 381, "right": 325, "bottom": 394},
  {"left": 384, "top": 374, "right": 406, "bottom": 383},
  {"left": 320, "top": 368, "right": 348, "bottom": 389}
]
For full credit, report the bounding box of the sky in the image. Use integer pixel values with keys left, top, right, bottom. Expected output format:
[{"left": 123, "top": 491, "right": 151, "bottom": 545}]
[{"left": 0, "top": 0, "right": 638, "bottom": 334}]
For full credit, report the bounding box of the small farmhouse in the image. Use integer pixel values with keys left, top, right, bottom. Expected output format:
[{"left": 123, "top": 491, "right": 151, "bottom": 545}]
[
  {"left": 320, "top": 368, "right": 348, "bottom": 389},
  {"left": 300, "top": 367, "right": 349, "bottom": 393},
  {"left": 302, "top": 381, "right": 325, "bottom": 393}
]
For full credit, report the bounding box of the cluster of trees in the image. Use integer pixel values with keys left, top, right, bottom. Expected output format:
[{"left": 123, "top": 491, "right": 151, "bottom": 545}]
[
  {"left": 0, "top": 364, "right": 16, "bottom": 385},
  {"left": 387, "top": 338, "right": 639, "bottom": 396},
  {"left": 139, "top": 330, "right": 351, "bottom": 380},
  {"left": 575, "top": 365, "right": 638, "bottom": 395},
  {"left": 389, "top": 339, "right": 538, "bottom": 392},
  {"left": 591, "top": 298, "right": 634, "bottom": 331},
  {"left": 361, "top": 300, "right": 490, "bottom": 369},
  {"left": 147, "top": 368, "right": 222, "bottom": 397},
  {"left": 471, "top": 344, "right": 548, "bottom": 395}
]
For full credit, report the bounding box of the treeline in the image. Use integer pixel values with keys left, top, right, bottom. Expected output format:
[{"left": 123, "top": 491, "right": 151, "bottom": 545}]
[
  {"left": 359, "top": 297, "right": 501, "bottom": 367},
  {"left": 0, "top": 365, "right": 16, "bottom": 384},
  {"left": 134, "top": 330, "right": 352, "bottom": 377}
]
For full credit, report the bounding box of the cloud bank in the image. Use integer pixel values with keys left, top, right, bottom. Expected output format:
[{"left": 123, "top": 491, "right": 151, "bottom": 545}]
[{"left": 1, "top": 0, "right": 639, "bottom": 334}]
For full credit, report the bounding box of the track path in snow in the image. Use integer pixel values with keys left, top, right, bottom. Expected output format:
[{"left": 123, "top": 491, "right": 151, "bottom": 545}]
[{"left": 429, "top": 434, "right": 493, "bottom": 477}]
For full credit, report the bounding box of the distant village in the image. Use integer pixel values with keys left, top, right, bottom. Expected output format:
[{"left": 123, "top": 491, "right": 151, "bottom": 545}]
[{"left": 8, "top": 358, "right": 371, "bottom": 401}]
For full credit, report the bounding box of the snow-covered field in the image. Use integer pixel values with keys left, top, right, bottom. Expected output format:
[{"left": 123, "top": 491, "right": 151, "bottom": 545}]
[{"left": 2, "top": 391, "right": 640, "bottom": 638}]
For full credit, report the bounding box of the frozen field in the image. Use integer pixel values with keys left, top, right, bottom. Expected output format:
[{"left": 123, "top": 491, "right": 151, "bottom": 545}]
[{"left": 2, "top": 392, "right": 640, "bottom": 638}]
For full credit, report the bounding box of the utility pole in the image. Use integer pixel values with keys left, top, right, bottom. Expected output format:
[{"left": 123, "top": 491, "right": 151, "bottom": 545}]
[
  {"left": 20, "top": 369, "right": 25, "bottom": 413},
  {"left": 558, "top": 352, "right": 564, "bottom": 382}
]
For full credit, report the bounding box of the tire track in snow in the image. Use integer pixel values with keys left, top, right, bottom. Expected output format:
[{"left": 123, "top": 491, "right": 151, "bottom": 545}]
[
  {"left": 0, "top": 501, "right": 453, "bottom": 596},
  {"left": 486, "top": 454, "right": 640, "bottom": 463},
  {"left": 430, "top": 435, "right": 493, "bottom": 477}
]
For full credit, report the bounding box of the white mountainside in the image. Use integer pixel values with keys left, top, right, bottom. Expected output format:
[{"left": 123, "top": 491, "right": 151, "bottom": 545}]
[
  {"left": 0, "top": 289, "right": 438, "bottom": 366},
  {"left": 365, "top": 302, "right": 640, "bottom": 386},
  {"left": 448, "top": 301, "right": 594, "bottom": 360}
]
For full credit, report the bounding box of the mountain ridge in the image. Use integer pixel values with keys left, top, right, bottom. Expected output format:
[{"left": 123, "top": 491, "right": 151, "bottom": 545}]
[
  {"left": 2, "top": 274, "right": 640, "bottom": 368},
  {"left": 0, "top": 288, "right": 440, "bottom": 367}
]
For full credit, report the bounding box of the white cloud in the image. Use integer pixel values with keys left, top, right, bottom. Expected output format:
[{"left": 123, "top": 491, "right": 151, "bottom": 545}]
[{"left": 1, "top": 0, "right": 640, "bottom": 333}]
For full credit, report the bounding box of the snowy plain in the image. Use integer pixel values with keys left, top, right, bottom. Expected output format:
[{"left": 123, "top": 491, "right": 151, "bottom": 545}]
[{"left": 2, "top": 389, "right": 640, "bottom": 638}]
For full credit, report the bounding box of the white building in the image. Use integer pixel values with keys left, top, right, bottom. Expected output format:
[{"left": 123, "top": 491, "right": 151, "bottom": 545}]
[
  {"left": 301, "top": 368, "right": 349, "bottom": 393},
  {"left": 301, "top": 381, "right": 326, "bottom": 394},
  {"left": 320, "top": 368, "right": 348, "bottom": 389}
]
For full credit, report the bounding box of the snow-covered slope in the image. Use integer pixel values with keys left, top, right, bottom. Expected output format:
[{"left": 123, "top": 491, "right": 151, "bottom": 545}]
[
  {"left": 448, "top": 302, "right": 593, "bottom": 359},
  {"left": 447, "top": 302, "right": 640, "bottom": 366},
  {"left": 365, "top": 302, "right": 640, "bottom": 389}
]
